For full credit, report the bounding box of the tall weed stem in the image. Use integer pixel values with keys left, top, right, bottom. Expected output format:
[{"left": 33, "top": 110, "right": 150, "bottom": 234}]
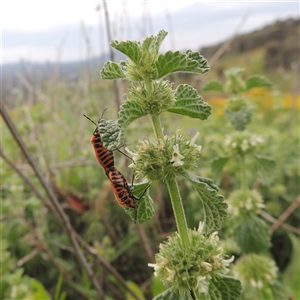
[
  {"left": 150, "top": 114, "right": 190, "bottom": 247},
  {"left": 239, "top": 154, "right": 248, "bottom": 193}
]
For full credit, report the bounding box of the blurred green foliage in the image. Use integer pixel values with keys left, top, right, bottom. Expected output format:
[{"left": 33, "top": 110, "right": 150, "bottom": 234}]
[{"left": 2, "top": 61, "right": 299, "bottom": 299}]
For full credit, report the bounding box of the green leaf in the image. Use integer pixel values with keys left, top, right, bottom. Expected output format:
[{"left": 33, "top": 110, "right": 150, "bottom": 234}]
[
  {"left": 152, "top": 30, "right": 168, "bottom": 52},
  {"left": 167, "top": 84, "right": 211, "bottom": 120},
  {"left": 100, "top": 61, "right": 126, "bottom": 79},
  {"left": 202, "top": 81, "right": 224, "bottom": 92},
  {"left": 118, "top": 100, "right": 145, "bottom": 129},
  {"left": 123, "top": 181, "right": 154, "bottom": 223},
  {"left": 270, "top": 280, "right": 289, "bottom": 300},
  {"left": 225, "top": 106, "right": 252, "bottom": 131},
  {"left": 232, "top": 213, "right": 271, "bottom": 253},
  {"left": 183, "top": 173, "right": 228, "bottom": 235},
  {"left": 142, "top": 30, "right": 168, "bottom": 53},
  {"left": 211, "top": 156, "right": 231, "bottom": 184},
  {"left": 98, "top": 119, "right": 124, "bottom": 150},
  {"left": 282, "top": 234, "right": 300, "bottom": 300},
  {"left": 184, "top": 50, "right": 210, "bottom": 72},
  {"left": 150, "top": 276, "right": 165, "bottom": 297},
  {"left": 156, "top": 51, "right": 209, "bottom": 79},
  {"left": 125, "top": 281, "right": 146, "bottom": 300},
  {"left": 253, "top": 154, "right": 276, "bottom": 185},
  {"left": 30, "top": 279, "right": 52, "bottom": 300},
  {"left": 153, "top": 288, "right": 193, "bottom": 300},
  {"left": 110, "top": 40, "right": 141, "bottom": 64},
  {"left": 208, "top": 276, "right": 242, "bottom": 300},
  {"left": 246, "top": 75, "right": 272, "bottom": 90}
]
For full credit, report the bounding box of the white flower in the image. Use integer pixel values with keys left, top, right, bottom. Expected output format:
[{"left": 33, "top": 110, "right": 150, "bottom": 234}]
[
  {"left": 125, "top": 147, "right": 140, "bottom": 168},
  {"left": 196, "top": 275, "right": 209, "bottom": 293},
  {"left": 225, "top": 136, "right": 232, "bottom": 146},
  {"left": 166, "top": 268, "right": 176, "bottom": 281},
  {"left": 170, "top": 144, "right": 185, "bottom": 167},
  {"left": 189, "top": 132, "right": 202, "bottom": 152},
  {"left": 198, "top": 221, "right": 205, "bottom": 233},
  {"left": 231, "top": 142, "right": 237, "bottom": 149},
  {"left": 222, "top": 255, "right": 235, "bottom": 266},
  {"left": 201, "top": 261, "right": 212, "bottom": 272},
  {"left": 209, "top": 231, "right": 219, "bottom": 241},
  {"left": 241, "top": 139, "right": 249, "bottom": 151}
]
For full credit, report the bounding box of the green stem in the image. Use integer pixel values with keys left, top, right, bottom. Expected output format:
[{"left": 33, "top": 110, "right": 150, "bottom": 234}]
[
  {"left": 239, "top": 154, "right": 247, "bottom": 193},
  {"left": 150, "top": 114, "right": 164, "bottom": 140},
  {"left": 166, "top": 178, "right": 190, "bottom": 247},
  {"left": 150, "top": 114, "right": 190, "bottom": 247}
]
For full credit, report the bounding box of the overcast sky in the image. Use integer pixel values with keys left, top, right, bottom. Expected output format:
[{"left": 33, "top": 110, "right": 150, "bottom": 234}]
[{"left": 1, "top": 1, "right": 299, "bottom": 64}]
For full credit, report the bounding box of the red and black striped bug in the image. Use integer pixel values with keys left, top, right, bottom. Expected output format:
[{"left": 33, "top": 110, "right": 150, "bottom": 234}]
[
  {"left": 84, "top": 111, "right": 149, "bottom": 222},
  {"left": 83, "top": 111, "right": 115, "bottom": 172},
  {"left": 83, "top": 111, "right": 130, "bottom": 172},
  {"left": 107, "top": 168, "right": 149, "bottom": 222}
]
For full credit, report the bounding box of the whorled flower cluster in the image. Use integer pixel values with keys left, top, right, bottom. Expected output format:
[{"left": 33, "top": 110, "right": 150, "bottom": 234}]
[
  {"left": 228, "top": 189, "right": 265, "bottom": 216},
  {"left": 126, "top": 130, "right": 202, "bottom": 182},
  {"left": 225, "top": 132, "right": 264, "bottom": 155},
  {"left": 233, "top": 253, "right": 278, "bottom": 290},
  {"left": 148, "top": 224, "right": 234, "bottom": 294},
  {"left": 125, "top": 81, "right": 175, "bottom": 115}
]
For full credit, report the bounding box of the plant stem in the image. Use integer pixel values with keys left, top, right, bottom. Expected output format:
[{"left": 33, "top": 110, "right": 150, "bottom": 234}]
[
  {"left": 150, "top": 114, "right": 190, "bottom": 247},
  {"left": 150, "top": 114, "right": 164, "bottom": 140},
  {"left": 166, "top": 178, "right": 190, "bottom": 247},
  {"left": 239, "top": 154, "right": 247, "bottom": 193}
]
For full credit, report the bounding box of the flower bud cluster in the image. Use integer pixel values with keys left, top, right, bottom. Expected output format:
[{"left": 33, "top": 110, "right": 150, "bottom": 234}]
[
  {"left": 224, "top": 68, "right": 246, "bottom": 94},
  {"left": 126, "top": 130, "right": 202, "bottom": 182},
  {"left": 148, "top": 225, "right": 234, "bottom": 294},
  {"left": 225, "top": 132, "right": 264, "bottom": 155},
  {"left": 234, "top": 253, "right": 278, "bottom": 290},
  {"left": 126, "top": 81, "right": 175, "bottom": 115},
  {"left": 126, "top": 48, "right": 158, "bottom": 81},
  {"left": 228, "top": 189, "right": 265, "bottom": 216}
]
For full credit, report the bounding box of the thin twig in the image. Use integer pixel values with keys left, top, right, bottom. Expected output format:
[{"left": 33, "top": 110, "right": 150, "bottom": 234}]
[
  {"left": 17, "top": 249, "right": 39, "bottom": 267},
  {"left": 270, "top": 195, "right": 300, "bottom": 233},
  {"left": 75, "top": 232, "right": 143, "bottom": 300},
  {"left": 209, "top": 6, "right": 252, "bottom": 67},
  {"left": 137, "top": 223, "right": 155, "bottom": 263},
  {"left": 0, "top": 103, "right": 104, "bottom": 299},
  {"left": 259, "top": 210, "right": 300, "bottom": 235},
  {"left": 103, "top": 1, "right": 121, "bottom": 112},
  {"left": 17, "top": 210, "right": 65, "bottom": 273},
  {"left": 0, "top": 148, "right": 54, "bottom": 212}
]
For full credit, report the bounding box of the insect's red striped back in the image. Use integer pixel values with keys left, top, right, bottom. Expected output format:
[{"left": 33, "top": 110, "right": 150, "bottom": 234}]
[
  {"left": 90, "top": 128, "right": 115, "bottom": 172},
  {"left": 107, "top": 168, "right": 137, "bottom": 209}
]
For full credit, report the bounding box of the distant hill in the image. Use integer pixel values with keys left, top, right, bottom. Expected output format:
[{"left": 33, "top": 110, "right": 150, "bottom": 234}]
[
  {"left": 200, "top": 18, "right": 299, "bottom": 71},
  {"left": 2, "top": 17, "right": 299, "bottom": 94}
]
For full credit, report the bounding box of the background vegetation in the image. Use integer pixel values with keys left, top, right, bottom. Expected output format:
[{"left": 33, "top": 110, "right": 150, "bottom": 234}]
[{"left": 1, "top": 17, "right": 299, "bottom": 299}]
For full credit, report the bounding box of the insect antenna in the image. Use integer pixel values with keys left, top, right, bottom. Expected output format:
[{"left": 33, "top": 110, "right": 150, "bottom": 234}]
[{"left": 83, "top": 114, "right": 98, "bottom": 126}]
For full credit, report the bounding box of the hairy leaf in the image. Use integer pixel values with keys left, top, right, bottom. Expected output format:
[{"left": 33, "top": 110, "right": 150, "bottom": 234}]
[
  {"left": 208, "top": 276, "right": 242, "bottom": 300},
  {"left": 167, "top": 84, "right": 211, "bottom": 120},
  {"left": 110, "top": 40, "right": 141, "bottom": 64},
  {"left": 184, "top": 50, "right": 209, "bottom": 72},
  {"left": 211, "top": 156, "right": 231, "bottom": 184},
  {"left": 225, "top": 107, "right": 252, "bottom": 131},
  {"left": 118, "top": 100, "right": 145, "bottom": 129},
  {"left": 98, "top": 119, "right": 124, "bottom": 150},
  {"left": 100, "top": 61, "right": 126, "bottom": 79},
  {"left": 156, "top": 51, "right": 209, "bottom": 79},
  {"left": 253, "top": 154, "right": 276, "bottom": 184},
  {"left": 153, "top": 288, "right": 193, "bottom": 300},
  {"left": 123, "top": 181, "right": 154, "bottom": 223},
  {"left": 183, "top": 173, "right": 228, "bottom": 235},
  {"left": 246, "top": 75, "right": 272, "bottom": 90},
  {"left": 152, "top": 30, "right": 168, "bottom": 52},
  {"left": 232, "top": 213, "right": 271, "bottom": 253},
  {"left": 202, "top": 81, "right": 224, "bottom": 92}
]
